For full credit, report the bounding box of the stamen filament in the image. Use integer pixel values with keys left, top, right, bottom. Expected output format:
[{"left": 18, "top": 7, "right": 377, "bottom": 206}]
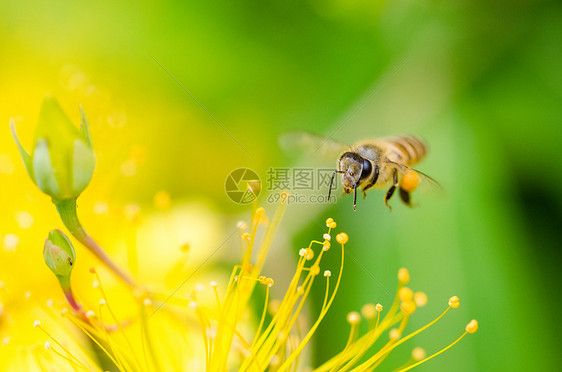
[
  {"left": 35, "top": 324, "right": 90, "bottom": 371},
  {"left": 351, "top": 306, "right": 452, "bottom": 371},
  {"left": 277, "top": 242, "right": 345, "bottom": 372},
  {"left": 395, "top": 331, "right": 469, "bottom": 372}
]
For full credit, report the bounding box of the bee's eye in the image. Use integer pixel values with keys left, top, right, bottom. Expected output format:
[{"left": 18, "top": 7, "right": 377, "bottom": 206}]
[{"left": 361, "top": 159, "right": 372, "bottom": 180}]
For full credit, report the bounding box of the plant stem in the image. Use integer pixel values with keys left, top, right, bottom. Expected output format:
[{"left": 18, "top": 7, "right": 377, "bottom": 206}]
[
  {"left": 55, "top": 198, "right": 136, "bottom": 289},
  {"left": 58, "top": 275, "right": 82, "bottom": 312}
]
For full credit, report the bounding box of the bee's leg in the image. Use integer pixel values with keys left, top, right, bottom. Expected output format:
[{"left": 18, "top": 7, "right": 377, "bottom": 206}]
[
  {"left": 384, "top": 169, "right": 398, "bottom": 210},
  {"left": 353, "top": 185, "right": 358, "bottom": 211},
  {"left": 399, "top": 188, "right": 412, "bottom": 206},
  {"left": 362, "top": 167, "right": 380, "bottom": 199}
]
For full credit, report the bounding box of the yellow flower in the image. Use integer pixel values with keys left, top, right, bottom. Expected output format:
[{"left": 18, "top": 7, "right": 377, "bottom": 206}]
[
  {"left": 5, "top": 99, "right": 479, "bottom": 371},
  {"left": 27, "top": 205, "right": 477, "bottom": 371}
]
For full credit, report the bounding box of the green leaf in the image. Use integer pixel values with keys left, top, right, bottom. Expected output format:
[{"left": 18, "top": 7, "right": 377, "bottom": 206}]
[{"left": 9, "top": 119, "right": 34, "bottom": 180}]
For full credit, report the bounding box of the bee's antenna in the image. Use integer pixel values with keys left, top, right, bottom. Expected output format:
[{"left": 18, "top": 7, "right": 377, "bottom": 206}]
[
  {"left": 328, "top": 170, "right": 345, "bottom": 200},
  {"left": 353, "top": 184, "right": 358, "bottom": 211}
]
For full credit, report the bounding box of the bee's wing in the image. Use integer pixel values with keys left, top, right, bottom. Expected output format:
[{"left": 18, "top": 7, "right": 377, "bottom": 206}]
[
  {"left": 386, "top": 159, "right": 442, "bottom": 193},
  {"left": 279, "top": 131, "right": 349, "bottom": 161}
]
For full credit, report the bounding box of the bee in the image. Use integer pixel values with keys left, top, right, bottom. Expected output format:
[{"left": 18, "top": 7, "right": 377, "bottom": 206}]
[{"left": 280, "top": 133, "right": 439, "bottom": 210}]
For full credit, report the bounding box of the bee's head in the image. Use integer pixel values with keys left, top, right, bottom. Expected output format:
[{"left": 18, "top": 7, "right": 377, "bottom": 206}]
[{"left": 338, "top": 152, "right": 372, "bottom": 189}]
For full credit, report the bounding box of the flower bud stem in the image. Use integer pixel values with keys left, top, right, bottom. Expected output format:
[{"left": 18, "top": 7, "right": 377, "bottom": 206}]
[
  {"left": 55, "top": 198, "right": 136, "bottom": 289},
  {"left": 58, "top": 275, "right": 82, "bottom": 312}
]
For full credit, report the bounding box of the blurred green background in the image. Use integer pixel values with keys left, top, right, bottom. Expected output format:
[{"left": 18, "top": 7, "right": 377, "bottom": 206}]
[{"left": 1, "top": 0, "right": 561, "bottom": 370}]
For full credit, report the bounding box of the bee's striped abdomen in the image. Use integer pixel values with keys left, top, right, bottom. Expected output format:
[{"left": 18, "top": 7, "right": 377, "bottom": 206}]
[{"left": 385, "top": 135, "right": 427, "bottom": 166}]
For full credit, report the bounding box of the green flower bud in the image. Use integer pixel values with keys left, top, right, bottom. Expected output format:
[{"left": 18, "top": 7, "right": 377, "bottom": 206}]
[
  {"left": 43, "top": 229, "right": 76, "bottom": 278},
  {"left": 10, "top": 96, "right": 96, "bottom": 202}
]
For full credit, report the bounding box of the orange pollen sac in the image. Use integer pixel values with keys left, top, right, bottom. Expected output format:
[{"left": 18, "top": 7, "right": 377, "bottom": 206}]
[
  {"left": 466, "top": 319, "right": 478, "bottom": 333},
  {"left": 325, "top": 218, "right": 334, "bottom": 227},
  {"left": 448, "top": 296, "right": 460, "bottom": 309},
  {"left": 305, "top": 248, "right": 314, "bottom": 260},
  {"left": 400, "top": 170, "right": 420, "bottom": 192},
  {"left": 336, "top": 232, "right": 349, "bottom": 245},
  {"left": 255, "top": 207, "right": 265, "bottom": 215},
  {"left": 258, "top": 276, "right": 267, "bottom": 284}
]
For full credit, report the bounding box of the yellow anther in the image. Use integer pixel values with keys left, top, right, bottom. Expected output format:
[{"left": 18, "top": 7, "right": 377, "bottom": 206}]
[
  {"left": 324, "top": 270, "right": 332, "bottom": 277},
  {"left": 45, "top": 341, "right": 51, "bottom": 350},
  {"left": 375, "top": 303, "right": 383, "bottom": 312},
  {"left": 143, "top": 298, "right": 152, "bottom": 306},
  {"left": 401, "top": 300, "right": 417, "bottom": 315},
  {"left": 414, "top": 292, "right": 428, "bottom": 307},
  {"left": 361, "top": 303, "right": 377, "bottom": 319},
  {"left": 269, "top": 299, "right": 281, "bottom": 314},
  {"left": 188, "top": 300, "right": 198, "bottom": 310},
  {"left": 305, "top": 248, "right": 314, "bottom": 260},
  {"left": 336, "top": 232, "right": 349, "bottom": 245},
  {"left": 153, "top": 190, "right": 171, "bottom": 210},
  {"left": 347, "top": 311, "right": 361, "bottom": 325},
  {"left": 33, "top": 320, "right": 41, "bottom": 328},
  {"left": 466, "top": 319, "right": 478, "bottom": 333},
  {"left": 236, "top": 221, "right": 247, "bottom": 230},
  {"left": 398, "top": 287, "right": 414, "bottom": 301},
  {"left": 310, "top": 265, "right": 320, "bottom": 276},
  {"left": 255, "top": 207, "right": 265, "bottom": 215},
  {"left": 89, "top": 267, "right": 96, "bottom": 274},
  {"left": 242, "top": 232, "right": 251, "bottom": 240},
  {"left": 323, "top": 233, "right": 331, "bottom": 241},
  {"left": 270, "top": 355, "right": 281, "bottom": 366},
  {"left": 328, "top": 222, "right": 337, "bottom": 229},
  {"left": 448, "top": 296, "right": 460, "bottom": 309},
  {"left": 266, "top": 278, "right": 274, "bottom": 287},
  {"left": 412, "top": 347, "right": 426, "bottom": 361},
  {"left": 299, "top": 248, "right": 307, "bottom": 256},
  {"left": 398, "top": 268, "right": 410, "bottom": 284},
  {"left": 258, "top": 276, "right": 267, "bottom": 284},
  {"left": 209, "top": 281, "right": 218, "bottom": 288},
  {"left": 389, "top": 328, "right": 401, "bottom": 340},
  {"left": 326, "top": 218, "right": 334, "bottom": 225},
  {"left": 99, "top": 299, "right": 106, "bottom": 306},
  {"left": 323, "top": 241, "right": 331, "bottom": 251},
  {"left": 86, "top": 311, "right": 95, "bottom": 319}
]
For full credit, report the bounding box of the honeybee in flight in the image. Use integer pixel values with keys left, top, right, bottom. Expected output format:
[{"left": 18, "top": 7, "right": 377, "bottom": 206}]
[{"left": 280, "top": 133, "right": 439, "bottom": 210}]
